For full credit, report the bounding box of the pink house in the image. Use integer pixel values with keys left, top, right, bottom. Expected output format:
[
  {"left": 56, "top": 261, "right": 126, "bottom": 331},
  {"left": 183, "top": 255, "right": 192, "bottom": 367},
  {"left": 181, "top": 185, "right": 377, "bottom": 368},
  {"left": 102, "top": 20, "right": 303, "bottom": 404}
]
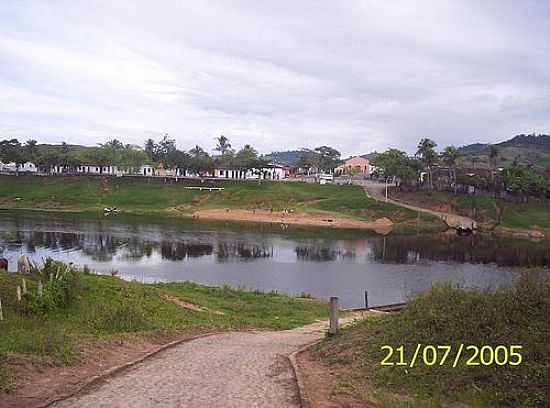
[{"left": 336, "top": 156, "right": 370, "bottom": 176}]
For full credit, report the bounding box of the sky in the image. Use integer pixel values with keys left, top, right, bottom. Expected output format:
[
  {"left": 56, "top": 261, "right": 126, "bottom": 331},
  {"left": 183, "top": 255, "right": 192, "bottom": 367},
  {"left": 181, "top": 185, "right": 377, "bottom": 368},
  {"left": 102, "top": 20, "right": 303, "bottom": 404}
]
[{"left": 1, "top": 1, "right": 549, "bottom": 157}]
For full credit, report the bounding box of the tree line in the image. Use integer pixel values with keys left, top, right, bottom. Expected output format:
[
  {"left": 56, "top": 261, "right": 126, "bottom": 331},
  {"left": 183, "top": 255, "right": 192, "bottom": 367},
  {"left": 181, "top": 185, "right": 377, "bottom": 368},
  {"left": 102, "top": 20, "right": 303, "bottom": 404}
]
[
  {"left": 0, "top": 136, "right": 342, "bottom": 175},
  {"left": 372, "top": 138, "right": 550, "bottom": 200}
]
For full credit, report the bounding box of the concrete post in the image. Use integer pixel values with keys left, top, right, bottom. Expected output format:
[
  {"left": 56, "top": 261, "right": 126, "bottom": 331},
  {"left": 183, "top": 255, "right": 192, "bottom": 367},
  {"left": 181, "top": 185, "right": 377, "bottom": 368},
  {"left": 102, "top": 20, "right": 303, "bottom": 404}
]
[{"left": 329, "top": 296, "right": 339, "bottom": 336}]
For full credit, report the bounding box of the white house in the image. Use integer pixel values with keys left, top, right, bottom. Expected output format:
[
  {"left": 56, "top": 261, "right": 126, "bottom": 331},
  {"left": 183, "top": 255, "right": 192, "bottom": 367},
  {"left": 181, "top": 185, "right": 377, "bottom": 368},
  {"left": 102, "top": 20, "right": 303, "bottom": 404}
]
[
  {"left": 0, "top": 161, "right": 36, "bottom": 173},
  {"left": 19, "top": 162, "right": 37, "bottom": 173},
  {"left": 76, "top": 165, "right": 117, "bottom": 175},
  {"left": 140, "top": 165, "right": 156, "bottom": 176},
  {"left": 213, "top": 165, "right": 286, "bottom": 180}
]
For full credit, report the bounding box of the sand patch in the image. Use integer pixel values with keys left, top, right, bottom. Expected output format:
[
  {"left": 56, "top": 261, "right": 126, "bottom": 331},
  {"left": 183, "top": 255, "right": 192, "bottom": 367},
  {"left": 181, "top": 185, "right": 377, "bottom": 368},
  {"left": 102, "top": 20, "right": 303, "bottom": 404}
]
[{"left": 192, "top": 209, "right": 393, "bottom": 234}]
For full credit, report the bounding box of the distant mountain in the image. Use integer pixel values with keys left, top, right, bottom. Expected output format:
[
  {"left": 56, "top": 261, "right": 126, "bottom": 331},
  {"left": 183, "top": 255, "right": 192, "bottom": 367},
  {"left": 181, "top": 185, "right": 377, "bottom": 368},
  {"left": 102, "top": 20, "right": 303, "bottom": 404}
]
[
  {"left": 458, "top": 143, "right": 488, "bottom": 155},
  {"left": 458, "top": 134, "right": 550, "bottom": 171},
  {"left": 500, "top": 133, "right": 550, "bottom": 148},
  {"left": 262, "top": 150, "right": 305, "bottom": 165}
]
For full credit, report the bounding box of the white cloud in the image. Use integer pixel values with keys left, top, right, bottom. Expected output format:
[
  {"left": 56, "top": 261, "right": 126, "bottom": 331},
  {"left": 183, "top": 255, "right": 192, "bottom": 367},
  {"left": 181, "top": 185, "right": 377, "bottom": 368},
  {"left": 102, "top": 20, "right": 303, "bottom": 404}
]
[{"left": 0, "top": 0, "right": 549, "bottom": 155}]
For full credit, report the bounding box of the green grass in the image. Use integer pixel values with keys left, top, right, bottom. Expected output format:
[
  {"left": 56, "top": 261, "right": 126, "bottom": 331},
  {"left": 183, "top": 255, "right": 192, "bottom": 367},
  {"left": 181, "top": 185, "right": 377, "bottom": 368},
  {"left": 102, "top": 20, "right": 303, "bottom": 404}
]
[
  {"left": 312, "top": 274, "right": 550, "bottom": 407},
  {"left": 0, "top": 269, "right": 327, "bottom": 391},
  {"left": 0, "top": 175, "right": 443, "bottom": 230},
  {"left": 391, "top": 190, "right": 550, "bottom": 232}
]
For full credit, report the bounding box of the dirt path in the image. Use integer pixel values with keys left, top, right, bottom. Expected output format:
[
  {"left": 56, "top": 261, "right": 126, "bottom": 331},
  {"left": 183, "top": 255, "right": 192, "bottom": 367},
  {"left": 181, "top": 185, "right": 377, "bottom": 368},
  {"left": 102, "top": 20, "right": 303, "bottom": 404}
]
[
  {"left": 52, "top": 314, "right": 367, "bottom": 408},
  {"left": 359, "top": 180, "right": 476, "bottom": 230}
]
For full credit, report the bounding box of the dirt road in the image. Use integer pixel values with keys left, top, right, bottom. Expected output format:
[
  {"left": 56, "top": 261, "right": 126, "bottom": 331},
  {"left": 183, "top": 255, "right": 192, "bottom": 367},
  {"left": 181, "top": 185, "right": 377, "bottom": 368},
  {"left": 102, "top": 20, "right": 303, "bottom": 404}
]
[
  {"left": 359, "top": 180, "right": 477, "bottom": 229},
  {"left": 52, "top": 315, "right": 366, "bottom": 408}
]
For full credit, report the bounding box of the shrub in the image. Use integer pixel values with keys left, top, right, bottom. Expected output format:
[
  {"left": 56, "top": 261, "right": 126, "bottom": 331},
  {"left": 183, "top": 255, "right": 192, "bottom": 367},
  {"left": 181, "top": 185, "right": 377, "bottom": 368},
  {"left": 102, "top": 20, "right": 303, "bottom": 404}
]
[{"left": 19, "top": 259, "right": 81, "bottom": 315}]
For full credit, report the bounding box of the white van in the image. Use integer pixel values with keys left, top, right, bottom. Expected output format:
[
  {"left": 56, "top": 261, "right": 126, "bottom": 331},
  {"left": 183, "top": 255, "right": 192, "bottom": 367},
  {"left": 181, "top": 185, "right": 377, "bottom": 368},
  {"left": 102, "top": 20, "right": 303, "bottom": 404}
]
[{"left": 318, "top": 173, "right": 334, "bottom": 185}]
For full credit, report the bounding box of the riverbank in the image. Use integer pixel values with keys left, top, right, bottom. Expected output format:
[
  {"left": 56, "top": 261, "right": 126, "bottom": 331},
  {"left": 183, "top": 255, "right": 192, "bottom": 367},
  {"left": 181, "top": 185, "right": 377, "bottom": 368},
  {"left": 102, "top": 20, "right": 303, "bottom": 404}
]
[
  {"left": 299, "top": 273, "right": 550, "bottom": 407},
  {"left": 0, "top": 175, "right": 445, "bottom": 233},
  {"left": 0, "top": 266, "right": 327, "bottom": 406},
  {"left": 389, "top": 190, "right": 549, "bottom": 238}
]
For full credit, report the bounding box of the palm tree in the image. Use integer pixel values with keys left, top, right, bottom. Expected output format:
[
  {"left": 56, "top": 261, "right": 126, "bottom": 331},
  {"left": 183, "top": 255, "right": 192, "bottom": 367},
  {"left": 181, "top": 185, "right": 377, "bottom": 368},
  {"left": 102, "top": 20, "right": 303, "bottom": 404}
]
[
  {"left": 215, "top": 135, "right": 232, "bottom": 156},
  {"left": 416, "top": 138, "right": 437, "bottom": 190},
  {"left": 488, "top": 145, "right": 499, "bottom": 190},
  {"left": 441, "top": 146, "right": 460, "bottom": 191}
]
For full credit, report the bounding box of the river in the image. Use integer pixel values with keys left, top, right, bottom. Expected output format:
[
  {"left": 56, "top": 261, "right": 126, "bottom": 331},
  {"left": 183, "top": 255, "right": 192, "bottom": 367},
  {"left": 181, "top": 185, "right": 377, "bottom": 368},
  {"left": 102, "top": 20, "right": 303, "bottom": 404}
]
[{"left": 1, "top": 210, "right": 547, "bottom": 308}]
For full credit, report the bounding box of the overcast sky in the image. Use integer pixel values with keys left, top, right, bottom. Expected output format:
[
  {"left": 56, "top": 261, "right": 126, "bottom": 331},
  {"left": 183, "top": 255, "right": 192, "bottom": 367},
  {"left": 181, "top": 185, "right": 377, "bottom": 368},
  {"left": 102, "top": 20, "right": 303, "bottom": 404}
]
[{"left": 1, "top": 1, "right": 549, "bottom": 156}]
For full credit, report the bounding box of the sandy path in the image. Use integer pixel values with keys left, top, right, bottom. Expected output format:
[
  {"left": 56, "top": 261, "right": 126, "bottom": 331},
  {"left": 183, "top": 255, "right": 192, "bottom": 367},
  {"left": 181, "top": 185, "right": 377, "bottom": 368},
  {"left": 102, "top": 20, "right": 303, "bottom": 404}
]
[
  {"left": 52, "top": 315, "right": 366, "bottom": 408},
  {"left": 359, "top": 180, "right": 476, "bottom": 229}
]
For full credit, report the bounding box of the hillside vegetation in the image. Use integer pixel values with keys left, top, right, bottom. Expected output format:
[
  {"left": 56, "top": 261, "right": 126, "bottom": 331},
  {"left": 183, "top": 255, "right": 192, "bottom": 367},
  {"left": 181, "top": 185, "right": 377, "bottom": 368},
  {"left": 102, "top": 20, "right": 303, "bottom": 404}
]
[
  {"left": 0, "top": 175, "right": 442, "bottom": 231},
  {"left": 459, "top": 134, "right": 550, "bottom": 172},
  {"left": 390, "top": 190, "right": 550, "bottom": 233}
]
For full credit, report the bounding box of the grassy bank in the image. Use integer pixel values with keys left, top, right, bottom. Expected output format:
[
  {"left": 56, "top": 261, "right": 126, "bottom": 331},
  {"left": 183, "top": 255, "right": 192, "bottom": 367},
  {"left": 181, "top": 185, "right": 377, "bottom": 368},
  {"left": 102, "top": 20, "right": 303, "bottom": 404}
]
[
  {"left": 0, "top": 266, "right": 327, "bottom": 392},
  {"left": 390, "top": 190, "right": 550, "bottom": 233},
  {"left": 0, "top": 175, "right": 443, "bottom": 232},
  {"left": 311, "top": 274, "right": 550, "bottom": 407}
]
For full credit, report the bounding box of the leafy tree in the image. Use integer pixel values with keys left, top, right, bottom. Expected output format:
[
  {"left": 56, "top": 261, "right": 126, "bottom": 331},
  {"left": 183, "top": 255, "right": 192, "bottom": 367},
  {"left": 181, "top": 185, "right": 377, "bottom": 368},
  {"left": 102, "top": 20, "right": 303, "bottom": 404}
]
[
  {"left": 25, "top": 139, "right": 38, "bottom": 162},
  {"left": 314, "top": 146, "right": 341, "bottom": 172},
  {"left": 372, "top": 149, "right": 420, "bottom": 186},
  {"left": 0, "top": 139, "right": 25, "bottom": 171},
  {"left": 144, "top": 138, "right": 156, "bottom": 161},
  {"left": 188, "top": 145, "right": 213, "bottom": 175},
  {"left": 235, "top": 144, "right": 262, "bottom": 170},
  {"left": 296, "top": 146, "right": 341, "bottom": 173},
  {"left": 416, "top": 138, "right": 437, "bottom": 189}
]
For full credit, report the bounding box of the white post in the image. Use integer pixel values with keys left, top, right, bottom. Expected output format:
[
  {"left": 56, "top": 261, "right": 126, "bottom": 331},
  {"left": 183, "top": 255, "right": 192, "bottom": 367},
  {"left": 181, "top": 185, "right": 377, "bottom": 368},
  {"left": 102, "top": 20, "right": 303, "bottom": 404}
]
[
  {"left": 22, "top": 278, "right": 27, "bottom": 294},
  {"left": 0, "top": 296, "right": 3, "bottom": 321},
  {"left": 38, "top": 280, "right": 43, "bottom": 297},
  {"left": 329, "top": 296, "right": 339, "bottom": 336},
  {"left": 16, "top": 286, "right": 22, "bottom": 302}
]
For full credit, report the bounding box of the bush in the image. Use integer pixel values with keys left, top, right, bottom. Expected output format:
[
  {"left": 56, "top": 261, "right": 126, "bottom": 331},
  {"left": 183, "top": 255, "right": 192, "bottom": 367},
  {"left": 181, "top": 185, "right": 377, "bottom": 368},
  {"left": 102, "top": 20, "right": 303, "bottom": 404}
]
[{"left": 19, "top": 259, "right": 81, "bottom": 315}]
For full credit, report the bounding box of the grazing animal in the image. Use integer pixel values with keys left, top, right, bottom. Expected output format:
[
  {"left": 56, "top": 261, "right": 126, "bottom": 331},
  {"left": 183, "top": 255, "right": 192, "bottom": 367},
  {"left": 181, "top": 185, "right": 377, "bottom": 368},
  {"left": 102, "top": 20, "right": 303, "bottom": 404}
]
[
  {"left": 0, "top": 257, "right": 8, "bottom": 271},
  {"left": 17, "top": 255, "right": 31, "bottom": 274}
]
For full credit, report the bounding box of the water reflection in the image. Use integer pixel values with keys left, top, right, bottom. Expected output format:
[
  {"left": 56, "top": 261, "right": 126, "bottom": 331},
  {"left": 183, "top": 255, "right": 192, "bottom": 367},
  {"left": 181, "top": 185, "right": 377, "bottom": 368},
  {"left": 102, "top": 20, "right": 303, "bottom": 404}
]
[
  {"left": 2, "top": 225, "right": 550, "bottom": 268},
  {"left": 0, "top": 210, "right": 548, "bottom": 308},
  {"left": 370, "top": 234, "right": 550, "bottom": 267}
]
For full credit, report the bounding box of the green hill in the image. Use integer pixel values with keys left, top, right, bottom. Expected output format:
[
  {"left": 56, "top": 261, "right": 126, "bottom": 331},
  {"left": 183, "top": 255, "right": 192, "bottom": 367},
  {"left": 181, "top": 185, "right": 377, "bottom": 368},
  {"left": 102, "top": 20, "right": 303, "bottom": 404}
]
[{"left": 458, "top": 134, "right": 550, "bottom": 172}]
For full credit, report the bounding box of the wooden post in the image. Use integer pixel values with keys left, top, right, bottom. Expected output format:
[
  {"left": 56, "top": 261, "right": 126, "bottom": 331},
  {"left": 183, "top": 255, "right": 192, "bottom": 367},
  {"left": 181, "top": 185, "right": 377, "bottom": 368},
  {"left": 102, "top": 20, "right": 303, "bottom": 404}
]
[
  {"left": 329, "top": 296, "right": 339, "bottom": 336},
  {"left": 38, "top": 280, "right": 43, "bottom": 297},
  {"left": 364, "top": 290, "right": 369, "bottom": 310}
]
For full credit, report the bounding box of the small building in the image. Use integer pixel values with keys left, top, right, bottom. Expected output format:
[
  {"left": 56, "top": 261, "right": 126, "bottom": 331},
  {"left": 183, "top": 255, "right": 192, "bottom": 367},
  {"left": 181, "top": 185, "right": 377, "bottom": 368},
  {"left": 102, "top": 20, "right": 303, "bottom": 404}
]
[
  {"left": 140, "top": 165, "right": 156, "bottom": 177},
  {"left": 76, "top": 164, "right": 117, "bottom": 175},
  {"left": 335, "top": 156, "right": 370, "bottom": 177},
  {"left": 214, "top": 164, "right": 286, "bottom": 180},
  {"left": 0, "top": 161, "right": 37, "bottom": 173}
]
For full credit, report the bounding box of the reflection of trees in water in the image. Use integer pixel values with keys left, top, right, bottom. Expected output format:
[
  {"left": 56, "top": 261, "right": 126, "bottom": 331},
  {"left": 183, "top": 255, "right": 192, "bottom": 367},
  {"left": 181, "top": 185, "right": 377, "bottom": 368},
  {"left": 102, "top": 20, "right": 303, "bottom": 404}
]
[
  {"left": 295, "top": 245, "right": 355, "bottom": 261},
  {"left": 371, "top": 235, "right": 550, "bottom": 267},
  {"left": 160, "top": 241, "right": 213, "bottom": 260},
  {"left": 216, "top": 242, "right": 273, "bottom": 262}
]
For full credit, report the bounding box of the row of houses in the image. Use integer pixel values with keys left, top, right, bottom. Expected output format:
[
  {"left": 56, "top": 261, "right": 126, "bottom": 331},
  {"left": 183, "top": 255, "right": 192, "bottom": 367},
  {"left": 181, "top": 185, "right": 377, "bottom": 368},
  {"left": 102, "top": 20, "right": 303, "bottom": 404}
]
[{"left": 0, "top": 161, "right": 288, "bottom": 180}]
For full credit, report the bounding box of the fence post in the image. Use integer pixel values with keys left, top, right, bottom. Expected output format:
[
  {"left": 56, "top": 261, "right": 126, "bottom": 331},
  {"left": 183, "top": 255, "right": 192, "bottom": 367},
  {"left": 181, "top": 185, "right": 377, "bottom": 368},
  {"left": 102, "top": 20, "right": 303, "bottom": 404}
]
[
  {"left": 0, "top": 296, "right": 3, "bottom": 321},
  {"left": 329, "top": 296, "right": 339, "bottom": 336}
]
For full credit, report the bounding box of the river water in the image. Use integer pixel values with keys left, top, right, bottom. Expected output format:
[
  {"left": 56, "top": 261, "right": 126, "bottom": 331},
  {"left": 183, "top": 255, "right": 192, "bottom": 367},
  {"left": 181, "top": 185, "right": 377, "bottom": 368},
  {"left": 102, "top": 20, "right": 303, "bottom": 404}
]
[{"left": 1, "top": 210, "right": 547, "bottom": 308}]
